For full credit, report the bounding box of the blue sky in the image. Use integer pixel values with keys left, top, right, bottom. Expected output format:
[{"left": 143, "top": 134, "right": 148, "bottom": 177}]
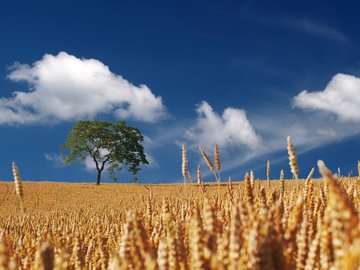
[{"left": 1, "top": 0, "right": 360, "bottom": 183}]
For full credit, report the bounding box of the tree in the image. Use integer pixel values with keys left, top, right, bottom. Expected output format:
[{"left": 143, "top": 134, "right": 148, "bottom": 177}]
[{"left": 62, "top": 120, "right": 148, "bottom": 185}]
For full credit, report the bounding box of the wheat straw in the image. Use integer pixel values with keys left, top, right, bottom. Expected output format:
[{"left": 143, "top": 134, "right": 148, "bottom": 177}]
[
  {"left": 214, "top": 144, "right": 221, "bottom": 182},
  {"left": 12, "top": 162, "right": 24, "bottom": 213},
  {"left": 287, "top": 136, "right": 299, "bottom": 179},
  {"left": 267, "top": 160, "right": 270, "bottom": 188},
  {"left": 181, "top": 144, "right": 188, "bottom": 197}
]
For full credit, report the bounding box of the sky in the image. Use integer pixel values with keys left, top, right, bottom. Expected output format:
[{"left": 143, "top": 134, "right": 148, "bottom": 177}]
[{"left": 1, "top": 0, "right": 360, "bottom": 183}]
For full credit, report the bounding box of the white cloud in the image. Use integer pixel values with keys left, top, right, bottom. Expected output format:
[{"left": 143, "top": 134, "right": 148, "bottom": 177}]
[
  {"left": 1, "top": 52, "right": 166, "bottom": 124},
  {"left": 83, "top": 148, "right": 110, "bottom": 171},
  {"left": 84, "top": 157, "right": 97, "bottom": 171},
  {"left": 294, "top": 73, "right": 360, "bottom": 121},
  {"left": 185, "top": 101, "right": 261, "bottom": 151},
  {"left": 142, "top": 136, "right": 159, "bottom": 168},
  {"left": 144, "top": 151, "right": 159, "bottom": 168},
  {"left": 44, "top": 153, "right": 66, "bottom": 167}
]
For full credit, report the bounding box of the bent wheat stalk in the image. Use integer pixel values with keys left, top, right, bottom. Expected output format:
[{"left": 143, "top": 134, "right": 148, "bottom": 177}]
[{"left": 199, "top": 147, "right": 219, "bottom": 183}]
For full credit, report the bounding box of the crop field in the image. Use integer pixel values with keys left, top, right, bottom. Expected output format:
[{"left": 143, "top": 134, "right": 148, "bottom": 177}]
[{"left": 0, "top": 164, "right": 359, "bottom": 269}]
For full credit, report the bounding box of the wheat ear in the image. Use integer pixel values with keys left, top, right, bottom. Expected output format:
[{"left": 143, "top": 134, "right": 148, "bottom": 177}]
[
  {"left": 181, "top": 144, "right": 188, "bottom": 197},
  {"left": 280, "top": 169, "right": 285, "bottom": 197},
  {"left": 287, "top": 136, "right": 299, "bottom": 179},
  {"left": 266, "top": 160, "right": 270, "bottom": 188},
  {"left": 318, "top": 160, "right": 359, "bottom": 266},
  {"left": 12, "top": 162, "right": 25, "bottom": 213},
  {"left": 199, "top": 147, "right": 219, "bottom": 182},
  {"left": 214, "top": 144, "right": 221, "bottom": 182}
]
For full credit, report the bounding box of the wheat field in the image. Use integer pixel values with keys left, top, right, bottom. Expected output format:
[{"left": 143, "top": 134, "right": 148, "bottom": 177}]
[{"left": 0, "top": 163, "right": 359, "bottom": 269}]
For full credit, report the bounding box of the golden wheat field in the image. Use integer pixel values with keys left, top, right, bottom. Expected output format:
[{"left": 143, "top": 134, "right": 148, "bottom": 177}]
[{"left": 0, "top": 162, "right": 359, "bottom": 270}]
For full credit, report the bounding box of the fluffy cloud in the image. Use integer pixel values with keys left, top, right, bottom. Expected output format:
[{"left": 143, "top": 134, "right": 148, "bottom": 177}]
[
  {"left": 185, "top": 101, "right": 261, "bottom": 151},
  {"left": 1, "top": 52, "right": 166, "bottom": 124},
  {"left": 294, "top": 73, "right": 360, "bottom": 121}
]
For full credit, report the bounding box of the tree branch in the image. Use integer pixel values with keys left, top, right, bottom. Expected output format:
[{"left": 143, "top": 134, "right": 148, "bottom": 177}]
[
  {"left": 100, "top": 156, "right": 111, "bottom": 171},
  {"left": 89, "top": 150, "right": 100, "bottom": 171}
]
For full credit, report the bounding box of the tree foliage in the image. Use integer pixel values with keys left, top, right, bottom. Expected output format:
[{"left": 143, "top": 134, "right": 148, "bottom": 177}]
[{"left": 62, "top": 120, "right": 148, "bottom": 184}]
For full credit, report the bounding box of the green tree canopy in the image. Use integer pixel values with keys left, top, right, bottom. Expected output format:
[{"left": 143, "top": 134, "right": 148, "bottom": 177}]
[{"left": 62, "top": 120, "right": 148, "bottom": 185}]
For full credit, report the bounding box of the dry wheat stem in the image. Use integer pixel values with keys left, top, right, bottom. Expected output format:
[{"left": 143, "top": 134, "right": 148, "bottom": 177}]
[
  {"left": 266, "top": 160, "right": 270, "bottom": 188},
  {"left": 181, "top": 144, "right": 188, "bottom": 197},
  {"left": 287, "top": 136, "right": 299, "bottom": 179},
  {"left": 199, "top": 147, "right": 219, "bottom": 183},
  {"left": 214, "top": 144, "right": 221, "bottom": 182},
  {"left": 12, "top": 162, "right": 25, "bottom": 214}
]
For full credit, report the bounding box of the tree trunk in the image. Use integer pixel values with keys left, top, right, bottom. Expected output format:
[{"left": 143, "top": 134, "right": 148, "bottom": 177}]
[{"left": 96, "top": 170, "right": 102, "bottom": 185}]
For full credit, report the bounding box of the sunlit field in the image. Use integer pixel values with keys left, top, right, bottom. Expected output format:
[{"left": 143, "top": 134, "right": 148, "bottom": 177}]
[{"left": 0, "top": 171, "right": 359, "bottom": 269}]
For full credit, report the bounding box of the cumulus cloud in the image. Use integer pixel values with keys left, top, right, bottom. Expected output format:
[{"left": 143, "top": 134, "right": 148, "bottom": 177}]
[
  {"left": 1, "top": 52, "right": 166, "bottom": 124},
  {"left": 185, "top": 101, "right": 261, "bottom": 151},
  {"left": 294, "top": 73, "right": 360, "bottom": 121}
]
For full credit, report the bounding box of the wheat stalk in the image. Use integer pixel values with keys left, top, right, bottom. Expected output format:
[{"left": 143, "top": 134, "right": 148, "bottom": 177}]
[
  {"left": 214, "top": 144, "right": 221, "bottom": 182},
  {"left": 197, "top": 165, "right": 201, "bottom": 185},
  {"left": 196, "top": 165, "right": 207, "bottom": 195},
  {"left": 280, "top": 169, "right": 285, "bottom": 197},
  {"left": 266, "top": 160, "right": 270, "bottom": 188},
  {"left": 318, "top": 160, "right": 359, "bottom": 266},
  {"left": 287, "top": 136, "right": 299, "bottom": 179},
  {"left": 12, "top": 162, "right": 25, "bottom": 214},
  {"left": 199, "top": 147, "right": 219, "bottom": 183},
  {"left": 250, "top": 170, "right": 255, "bottom": 190},
  {"left": 198, "top": 147, "right": 214, "bottom": 172},
  {"left": 181, "top": 144, "right": 188, "bottom": 197}
]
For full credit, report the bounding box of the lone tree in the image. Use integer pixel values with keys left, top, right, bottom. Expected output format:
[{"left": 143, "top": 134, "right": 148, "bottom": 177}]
[{"left": 62, "top": 120, "right": 148, "bottom": 185}]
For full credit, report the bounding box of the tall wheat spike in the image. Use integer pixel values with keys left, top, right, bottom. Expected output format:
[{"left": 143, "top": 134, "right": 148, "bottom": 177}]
[
  {"left": 196, "top": 165, "right": 202, "bottom": 185},
  {"left": 287, "top": 136, "right": 299, "bottom": 179},
  {"left": 181, "top": 144, "right": 188, "bottom": 197},
  {"left": 245, "top": 172, "right": 254, "bottom": 207},
  {"left": 199, "top": 147, "right": 219, "bottom": 182},
  {"left": 266, "top": 160, "right": 270, "bottom": 188},
  {"left": 12, "top": 162, "right": 24, "bottom": 213},
  {"left": 250, "top": 170, "right": 255, "bottom": 190},
  {"left": 196, "top": 165, "right": 207, "bottom": 195},
  {"left": 198, "top": 147, "right": 214, "bottom": 172},
  {"left": 280, "top": 169, "right": 285, "bottom": 196},
  {"left": 214, "top": 144, "right": 221, "bottom": 183}
]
